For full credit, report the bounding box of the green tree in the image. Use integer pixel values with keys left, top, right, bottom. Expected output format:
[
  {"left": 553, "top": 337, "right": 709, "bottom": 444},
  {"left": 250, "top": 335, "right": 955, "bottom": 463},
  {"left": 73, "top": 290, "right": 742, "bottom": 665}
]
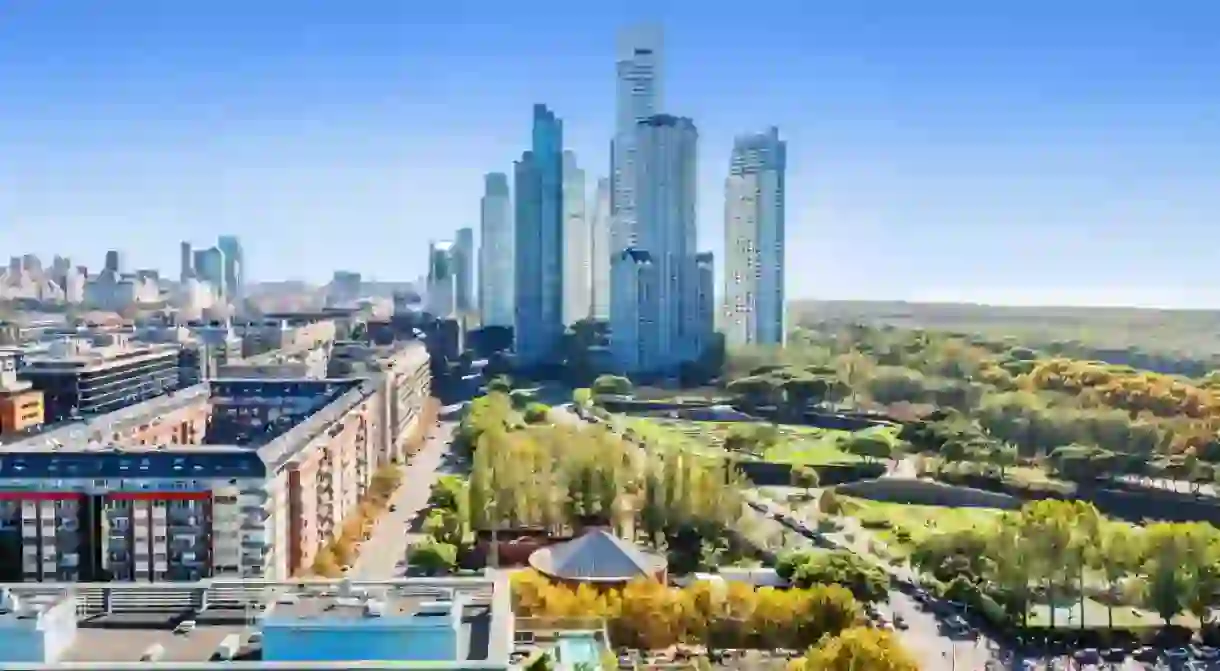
[
  {"left": 791, "top": 466, "right": 820, "bottom": 498},
  {"left": 591, "top": 374, "right": 632, "bottom": 396},
  {"left": 408, "top": 541, "right": 458, "bottom": 576}
]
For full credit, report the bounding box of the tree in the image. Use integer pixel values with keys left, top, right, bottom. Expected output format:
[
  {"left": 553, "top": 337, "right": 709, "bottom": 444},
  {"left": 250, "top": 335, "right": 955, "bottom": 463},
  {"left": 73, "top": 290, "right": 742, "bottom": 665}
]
[
  {"left": 311, "top": 546, "right": 342, "bottom": 578},
  {"left": 791, "top": 466, "right": 820, "bottom": 498},
  {"left": 408, "top": 541, "right": 458, "bottom": 575},
  {"left": 423, "top": 509, "right": 463, "bottom": 546},
  {"left": 790, "top": 626, "right": 919, "bottom": 671},
  {"left": 591, "top": 374, "right": 632, "bottom": 396},
  {"left": 1089, "top": 522, "right": 1143, "bottom": 630},
  {"left": 523, "top": 403, "right": 551, "bottom": 424},
  {"left": 487, "top": 375, "right": 513, "bottom": 394},
  {"left": 842, "top": 431, "right": 894, "bottom": 463}
]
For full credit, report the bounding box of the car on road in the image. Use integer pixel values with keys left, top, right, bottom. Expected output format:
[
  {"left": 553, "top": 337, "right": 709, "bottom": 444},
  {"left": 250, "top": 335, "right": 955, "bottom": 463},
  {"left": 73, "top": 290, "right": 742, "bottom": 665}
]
[
  {"left": 389, "top": 504, "right": 397, "bottom": 512},
  {"left": 174, "top": 620, "right": 196, "bottom": 635},
  {"left": 893, "top": 614, "right": 908, "bottom": 630}
]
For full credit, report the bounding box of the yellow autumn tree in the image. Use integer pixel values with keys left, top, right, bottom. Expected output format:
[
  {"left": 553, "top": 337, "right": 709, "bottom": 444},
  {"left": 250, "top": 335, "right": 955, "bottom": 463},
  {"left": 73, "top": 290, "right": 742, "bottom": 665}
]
[{"left": 788, "top": 626, "right": 919, "bottom": 671}]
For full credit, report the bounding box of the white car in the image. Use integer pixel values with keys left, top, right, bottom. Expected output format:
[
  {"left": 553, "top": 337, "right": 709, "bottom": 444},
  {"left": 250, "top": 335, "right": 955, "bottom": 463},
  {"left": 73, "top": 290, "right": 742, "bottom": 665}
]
[{"left": 174, "top": 620, "right": 196, "bottom": 635}]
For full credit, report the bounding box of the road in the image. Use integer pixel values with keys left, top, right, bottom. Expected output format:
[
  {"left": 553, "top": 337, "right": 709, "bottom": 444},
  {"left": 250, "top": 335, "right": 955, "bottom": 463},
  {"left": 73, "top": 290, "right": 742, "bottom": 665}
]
[{"left": 348, "top": 408, "right": 461, "bottom": 579}]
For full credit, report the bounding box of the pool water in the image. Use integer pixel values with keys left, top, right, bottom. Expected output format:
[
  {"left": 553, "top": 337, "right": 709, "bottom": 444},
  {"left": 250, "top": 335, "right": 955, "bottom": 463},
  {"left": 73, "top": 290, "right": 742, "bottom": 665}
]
[{"left": 554, "top": 632, "right": 604, "bottom": 670}]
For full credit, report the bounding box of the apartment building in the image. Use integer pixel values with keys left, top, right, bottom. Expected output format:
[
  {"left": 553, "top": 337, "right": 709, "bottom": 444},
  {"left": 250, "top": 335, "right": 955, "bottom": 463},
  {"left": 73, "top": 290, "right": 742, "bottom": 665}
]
[{"left": 0, "top": 343, "right": 431, "bottom": 583}]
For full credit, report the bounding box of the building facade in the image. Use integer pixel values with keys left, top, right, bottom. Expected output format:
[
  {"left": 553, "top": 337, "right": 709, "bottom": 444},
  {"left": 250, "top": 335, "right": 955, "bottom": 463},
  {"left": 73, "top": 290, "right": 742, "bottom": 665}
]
[
  {"left": 478, "top": 173, "right": 514, "bottom": 329},
  {"left": 608, "top": 249, "right": 660, "bottom": 374},
  {"left": 513, "top": 105, "right": 565, "bottom": 368},
  {"left": 611, "top": 114, "right": 698, "bottom": 374},
  {"left": 0, "top": 343, "right": 431, "bottom": 584},
  {"left": 723, "top": 127, "right": 787, "bottom": 347},
  {"left": 453, "top": 227, "right": 474, "bottom": 315},
  {"left": 216, "top": 235, "right": 245, "bottom": 304},
  {"left": 426, "top": 241, "right": 457, "bottom": 319},
  {"left": 21, "top": 338, "right": 182, "bottom": 422},
  {"left": 610, "top": 26, "right": 664, "bottom": 254},
  {"left": 561, "top": 151, "right": 590, "bottom": 326},
  {"left": 589, "top": 177, "right": 612, "bottom": 321}
]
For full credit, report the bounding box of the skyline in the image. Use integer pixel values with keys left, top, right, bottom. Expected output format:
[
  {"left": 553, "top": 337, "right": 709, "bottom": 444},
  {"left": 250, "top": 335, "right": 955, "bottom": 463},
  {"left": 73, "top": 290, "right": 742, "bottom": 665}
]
[{"left": 2, "top": 2, "right": 1218, "bottom": 307}]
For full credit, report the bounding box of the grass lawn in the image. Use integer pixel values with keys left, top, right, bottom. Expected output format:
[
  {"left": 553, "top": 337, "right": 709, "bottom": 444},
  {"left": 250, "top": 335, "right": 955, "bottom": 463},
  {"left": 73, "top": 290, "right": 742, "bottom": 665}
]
[
  {"left": 837, "top": 496, "right": 1005, "bottom": 555},
  {"left": 625, "top": 417, "right": 861, "bottom": 465}
]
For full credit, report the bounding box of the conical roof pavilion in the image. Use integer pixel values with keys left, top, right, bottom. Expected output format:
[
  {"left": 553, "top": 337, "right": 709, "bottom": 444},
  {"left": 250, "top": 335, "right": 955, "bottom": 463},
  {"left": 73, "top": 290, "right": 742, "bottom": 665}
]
[{"left": 528, "top": 529, "right": 665, "bottom": 583}]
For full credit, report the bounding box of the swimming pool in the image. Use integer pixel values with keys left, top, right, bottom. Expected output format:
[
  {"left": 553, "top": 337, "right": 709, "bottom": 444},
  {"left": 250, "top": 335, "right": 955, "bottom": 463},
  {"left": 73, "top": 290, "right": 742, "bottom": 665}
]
[{"left": 554, "top": 632, "right": 604, "bottom": 670}]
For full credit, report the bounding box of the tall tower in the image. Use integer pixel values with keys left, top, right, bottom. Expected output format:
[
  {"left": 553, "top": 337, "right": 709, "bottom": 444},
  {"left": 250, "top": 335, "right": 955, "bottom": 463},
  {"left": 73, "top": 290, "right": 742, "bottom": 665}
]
[
  {"left": 723, "top": 127, "right": 787, "bottom": 346},
  {"left": 454, "top": 227, "right": 475, "bottom": 313},
  {"left": 562, "top": 151, "right": 590, "bottom": 325},
  {"left": 216, "top": 235, "right": 244, "bottom": 302},
  {"left": 588, "top": 177, "right": 612, "bottom": 321},
  {"left": 611, "top": 114, "right": 698, "bottom": 373},
  {"left": 513, "top": 104, "right": 565, "bottom": 367},
  {"left": 427, "top": 240, "right": 457, "bottom": 318},
  {"left": 610, "top": 25, "right": 664, "bottom": 254},
  {"left": 179, "top": 241, "right": 194, "bottom": 284},
  {"left": 479, "top": 173, "right": 514, "bottom": 328}
]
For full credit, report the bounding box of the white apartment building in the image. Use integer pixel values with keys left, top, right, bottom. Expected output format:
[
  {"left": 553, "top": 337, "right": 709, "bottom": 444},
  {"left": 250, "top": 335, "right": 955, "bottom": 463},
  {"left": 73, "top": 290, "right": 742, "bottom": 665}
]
[
  {"left": 723, "top": 127, "right": 787, "bottom": 347},
  {"left": 562, "top": 151, "right": 590, "bottom": 325},
  {"left": 479, "top": 173, "right": 514, "bottom": 328},
  {"left": 589, "top": 177, "right": 612, "bottom": 321}
]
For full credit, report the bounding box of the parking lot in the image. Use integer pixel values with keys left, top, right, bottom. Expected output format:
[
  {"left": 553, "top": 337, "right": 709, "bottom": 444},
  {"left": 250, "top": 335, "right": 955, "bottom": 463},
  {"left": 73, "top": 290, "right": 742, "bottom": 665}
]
[{"left": 61, "top": 610, "right": 259, "bottom": 663}]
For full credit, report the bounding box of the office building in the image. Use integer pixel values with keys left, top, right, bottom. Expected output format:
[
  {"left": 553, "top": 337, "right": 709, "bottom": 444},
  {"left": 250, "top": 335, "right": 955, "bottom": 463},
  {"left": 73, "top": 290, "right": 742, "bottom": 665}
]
[
  {"left": 427, "top": 241, "right": 457, "bottom": 319},
  {"left": 20, "top": 336, "right": 181, "bottom": 422},
  {"left": 610, "top": 25, "right": 664, "bottom": 252},
  {"left": 0, "top": 576, "right": 512, "bottom": 668},
  {"left": 102, "top": 251, "right": 123, "bottom": 275},
  {"left": 453, "top": 227, "right": 475, "bottom": 314},
  {"left": 609, "top": 249, "right": 660, "bottom": 373},
  {"left": 723, "top": 127, "right": 787, "bottom": 347},
  {"left": 0, "top": 352, "right": 43, "bottom": 438},
  {"left": 0, "top": 342, "right": 430, "bottom": 584},
  {"left": 562, "top": 151, "right": 590, "bottom": 325},
  {"left": 179, "top": 241, "right": 193, "bottom": 284},
  {"left": 513, "top": 105, "right": 565, "bottom": 368},
  {"left": 217, "top": 235, "right": 244, "bottom": 302},
  {"left": 589, "top": 177, "right": 612, "bottom": 321},
  {"left": 193, "top": 246, "right": 227, "bottom": 300},
  {"left": 692, "top": 251, "right": 716, "bottom": 359},
  {"left": 610, "top": 114, "right": 698, "bottom": 374},
  {"left": 479, "top": 173, "right": 514, "bottom": 329}
]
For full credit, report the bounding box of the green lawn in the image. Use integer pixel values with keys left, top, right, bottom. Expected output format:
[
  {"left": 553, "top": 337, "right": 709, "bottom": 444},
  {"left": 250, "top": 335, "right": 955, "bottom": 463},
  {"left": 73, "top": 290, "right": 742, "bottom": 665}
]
[
  {"left": 624, "top": 418, "right": 861, "bottom": 465},
  {"left": 838, "top": 496, "right": 1005, "bottom": 554}
]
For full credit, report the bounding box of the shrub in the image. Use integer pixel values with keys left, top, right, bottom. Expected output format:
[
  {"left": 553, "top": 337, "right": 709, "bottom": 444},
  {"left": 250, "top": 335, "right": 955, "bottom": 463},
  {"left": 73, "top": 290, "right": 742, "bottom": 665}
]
[{"left": 408, "top": 541, "right": 458, "bottom": 575}]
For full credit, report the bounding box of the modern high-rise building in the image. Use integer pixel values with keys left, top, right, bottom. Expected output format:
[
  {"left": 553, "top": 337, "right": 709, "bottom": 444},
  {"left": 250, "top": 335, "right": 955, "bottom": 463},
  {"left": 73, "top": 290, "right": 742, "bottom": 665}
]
[
  {"left": 611, "top": 114, "right": 698, "bottom": 374},
  {"left": 609, "top": 249, "right": 659, "bottom": 373},
  {"left": 479, "top": 173, "right": 514, "bottom": 328},
  {"left": 193, "top": 247, "right": 227, "bottom": 300},
  {"left": 723, "top": 127, "right": 787, "bottom": 347},
  {"left": 103, "top": 250, "right": 124, "bottom": 275},
  {"left": 513, "top": 105, "right": 565, "bottom": 368},
  {"left": 454, "top": 227, "right": 475, "bottom": 314},
  {"left": 427, "top": 241, "right": 457, "bottom": 318},
  {"left": 179, "top": 241, "right": 193, "bottom": 284},
  {"left": 562, "top": 151, "right": 590, "bottom": 325},
  {"left": 589, "top": 177, "right": 612, "bottom": 321},
  {"left": 692, "top": 251, "right": 716, "bottom": 358},
  {"left": 610, "top": 25, "right": 664, "bottom": 254},
  {"left": 216, "top": 235, "right": 244, "bottom": 302}
]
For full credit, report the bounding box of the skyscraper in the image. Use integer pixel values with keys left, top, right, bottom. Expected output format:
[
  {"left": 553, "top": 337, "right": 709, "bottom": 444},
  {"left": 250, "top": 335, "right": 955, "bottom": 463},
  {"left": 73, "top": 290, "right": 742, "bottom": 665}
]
[
  {"left": 454, "top": 227, "right": 475, "bottom": 313},
  {"left": 179, "top": 241, "right": 193, "bottom": 284},
  {"left": 216, "top": 235, "right": 244, "bottom": 302},
  {"left": 610, "top": 25, "right": 664, "bottom": 253},
  {"left": 193, "top": 247, "right": 226, "bottom": 300},
  {"left": 611, "top": 114, "right": 698, "bottom": 373},
  {"left": 103, "top": 250, "right": 124, "bottom": 275},
  {"left": 562, "top": 151, "right": 590, "bottom": 325},
  {"left": 427, "top": 240, "right": 457, "bottom": 318},
  {"left": 589, "top": 177, "right": 612, "bottom": 321},
  {"left": 479, "top": 172, "right": 514, "bottom": 328},
  {"left": 723, "top": 127, "right": 787, "bottom": 347},
  {"left": 514, "top": 105, "right": 565, "bottom": 367}
]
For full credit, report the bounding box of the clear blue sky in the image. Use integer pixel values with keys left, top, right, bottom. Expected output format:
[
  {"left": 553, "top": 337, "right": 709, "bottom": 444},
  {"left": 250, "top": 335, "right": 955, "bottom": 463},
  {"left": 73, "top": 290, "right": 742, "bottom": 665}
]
[{"left": 1, "top": 1, "right": 1217, "bottom": 307}]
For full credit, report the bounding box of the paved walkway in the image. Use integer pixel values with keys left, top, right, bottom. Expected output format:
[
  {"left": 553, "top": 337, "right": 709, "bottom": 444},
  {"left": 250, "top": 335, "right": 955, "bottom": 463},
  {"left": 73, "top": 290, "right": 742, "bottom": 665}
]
[{"left": 348, "top": 417, "right": 458, "bottom": 579}]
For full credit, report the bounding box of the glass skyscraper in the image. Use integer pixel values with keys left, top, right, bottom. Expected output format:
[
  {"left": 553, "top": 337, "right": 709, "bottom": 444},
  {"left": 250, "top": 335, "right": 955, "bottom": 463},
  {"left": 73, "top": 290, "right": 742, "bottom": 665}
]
[{"left": 513, "top": 104, "right": 565, "bottom": 367}]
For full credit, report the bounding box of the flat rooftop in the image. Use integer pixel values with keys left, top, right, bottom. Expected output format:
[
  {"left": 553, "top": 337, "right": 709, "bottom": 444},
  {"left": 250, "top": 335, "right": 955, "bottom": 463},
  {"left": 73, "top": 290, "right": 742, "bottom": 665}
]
[
  {"left": 63, "top": 610, "right": 257, "bottom": 664},
  {"left": 265, "top": 585, "right": 461, "bottom": 622}
]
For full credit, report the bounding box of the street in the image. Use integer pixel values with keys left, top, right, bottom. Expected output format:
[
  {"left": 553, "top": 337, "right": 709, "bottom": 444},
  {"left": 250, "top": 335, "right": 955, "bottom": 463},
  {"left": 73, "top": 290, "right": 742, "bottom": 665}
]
[
  {"left": 348, "top": 409, "right": 461, "bottom": 579},
  {"left": 741, "top": 499, "right": 1002, "bottom": 670}
]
